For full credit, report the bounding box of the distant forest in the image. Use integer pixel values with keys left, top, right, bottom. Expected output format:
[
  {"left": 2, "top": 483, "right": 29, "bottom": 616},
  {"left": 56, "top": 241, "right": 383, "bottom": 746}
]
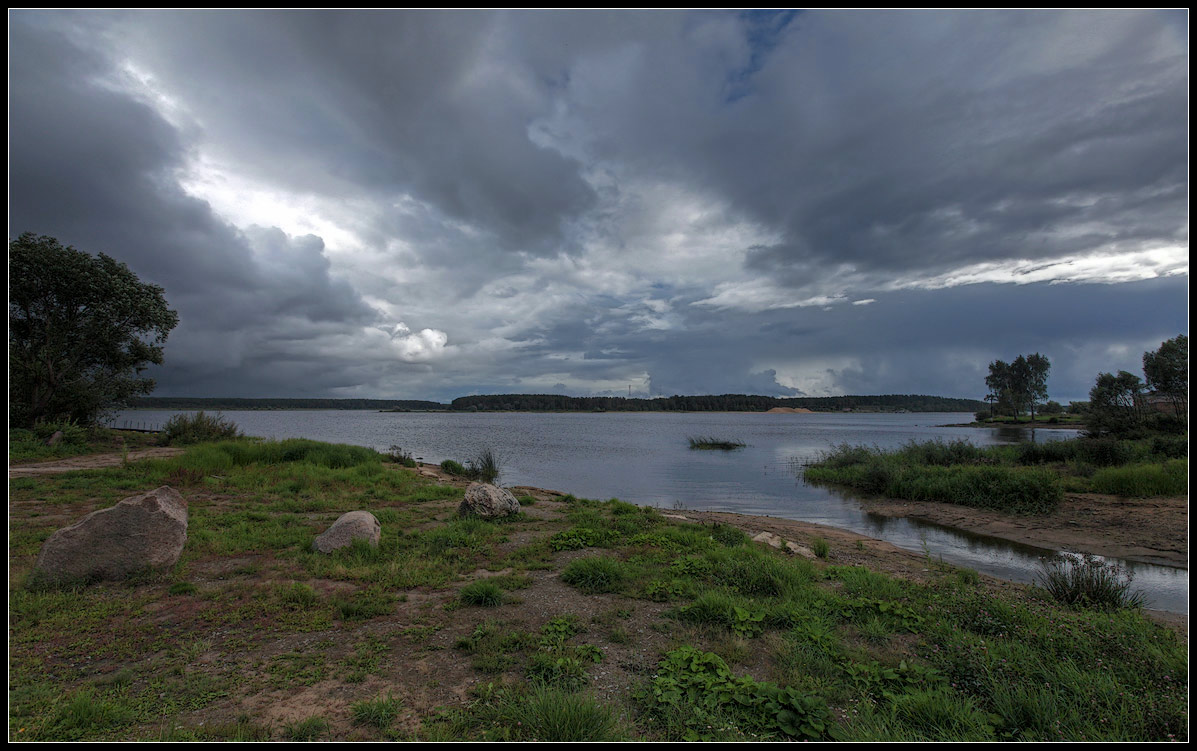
[
  {"left": 128, "top": 397, "right": 448, "bottom": 411},
  {"left": 130, "top": 394, "right": 985, "bottom": 413}
]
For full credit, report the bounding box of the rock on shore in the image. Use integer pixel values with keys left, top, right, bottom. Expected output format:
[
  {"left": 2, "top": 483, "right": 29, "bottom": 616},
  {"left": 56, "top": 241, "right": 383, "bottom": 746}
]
[
  {"left": 459, "top": 483, "right": 521, "bottom": 518},
  {"left": 312, "top": 510, "right": 381, "bottom": 553},
  {"left": 34, "top": 486, "right": 188, "bottom": 583}
]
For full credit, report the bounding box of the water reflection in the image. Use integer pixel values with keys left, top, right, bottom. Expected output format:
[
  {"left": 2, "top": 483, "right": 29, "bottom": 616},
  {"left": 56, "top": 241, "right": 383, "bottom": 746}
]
[{"left": 818, "top": 480, "right": 1187, "bottom": 614}]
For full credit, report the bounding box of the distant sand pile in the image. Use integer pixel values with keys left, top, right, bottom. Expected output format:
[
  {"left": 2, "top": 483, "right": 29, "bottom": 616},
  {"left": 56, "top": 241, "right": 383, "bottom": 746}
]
[{"left": 765, "top": 407, "right": 814, "bottom": 414}]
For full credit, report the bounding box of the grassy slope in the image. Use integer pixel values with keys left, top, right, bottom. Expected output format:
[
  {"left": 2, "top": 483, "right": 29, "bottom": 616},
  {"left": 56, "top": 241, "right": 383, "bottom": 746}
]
[{"left": 8, "top": 439, "right": 1187, "bottom": 741}]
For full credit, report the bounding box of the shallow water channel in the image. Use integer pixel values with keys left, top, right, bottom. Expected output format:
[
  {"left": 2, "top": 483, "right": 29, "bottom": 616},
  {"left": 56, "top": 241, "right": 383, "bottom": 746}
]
[{"left": 116, "top": 409, "right": 1188, "bottom": 613}]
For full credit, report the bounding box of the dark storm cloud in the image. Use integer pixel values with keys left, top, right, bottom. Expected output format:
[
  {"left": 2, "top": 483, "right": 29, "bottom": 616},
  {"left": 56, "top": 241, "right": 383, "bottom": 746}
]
[
  {"left": 9, "top": 16, "right": 379, "bottom": 395},
  {"left": 100, "top": 10, "right": 597, "bottom": 255},
  {"left": 8, "top": 10, "right": 1187, "bottom": 401},
  {"left": 539, "top": 9, "right": 1186, "bottom": 276}
]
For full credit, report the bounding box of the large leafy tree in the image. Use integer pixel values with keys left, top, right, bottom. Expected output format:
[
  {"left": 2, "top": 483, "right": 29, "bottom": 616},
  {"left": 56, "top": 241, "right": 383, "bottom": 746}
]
[
  {"left": 985, "top": 353, "right": 1050, "bottom": 421},
  {"left": 9, "top": 233, "right": 179, "bottom": 427},
  {"left": 1142, "top": 334, "right": 1188, "bottom": 417},
  {"left": 1086, "top": 370, "right": 1146, "bottom": 436}
]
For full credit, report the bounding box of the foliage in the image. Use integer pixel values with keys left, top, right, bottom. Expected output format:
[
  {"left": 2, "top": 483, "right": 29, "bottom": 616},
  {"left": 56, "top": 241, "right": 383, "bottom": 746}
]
[
  {"left": 560, "top": 557, "right": 628, "bottom": 594},
  {"left": 351, "top": 694, "right": 403, "bottom": 731},
  {"left": 440, "top": 450, "right": 502, "bottom": 483},
  {"left": 805, "top": 443, "right": 1063, "bottom": 514},
  {"left": 383, "top": 445, "right": 418, "bottom": 467},
  {"left": 465, "top": 448, "right": 502, "bottom": 484},
  {"left": 984, "top": 354, "right": 1050, "bottom": 421},
  {"left": 811, "top": 537, "right": 830, "bottom": 559},
  {"left": 440, "top": 459, "right": 467, "bottom": 475},
  {"left": 459, "top": 580, "right": 504, "bottom": 607},
  {"left": 636, "top": 646, "right": 833, "bottom": 740},
  {"left": 9, "top": 233, "right": 179, "bottom": 427},
  {"left": 1142, "top": 334, "right": 1188, "bottom": 417},
  {"left": 1086, "top": 371, "right": 1149, "bottom": 437},
  {"left": 1035, "top": 553, "right": 1145, "bottom": 610},
  {"left": 162, "top": 411, "right": 243, "bottom": 445}
]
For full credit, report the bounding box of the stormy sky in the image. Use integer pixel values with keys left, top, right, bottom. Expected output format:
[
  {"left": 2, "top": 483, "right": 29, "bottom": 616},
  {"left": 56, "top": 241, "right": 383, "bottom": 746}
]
[{"left": 8, "top": 10, "right": 1188, "bottom": 403}]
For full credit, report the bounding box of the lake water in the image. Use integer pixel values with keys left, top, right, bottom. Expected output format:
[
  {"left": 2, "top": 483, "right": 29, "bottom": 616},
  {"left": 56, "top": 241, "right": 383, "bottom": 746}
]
[{"left": 115, "top": 409, "right": 1187, "bottom": 613}]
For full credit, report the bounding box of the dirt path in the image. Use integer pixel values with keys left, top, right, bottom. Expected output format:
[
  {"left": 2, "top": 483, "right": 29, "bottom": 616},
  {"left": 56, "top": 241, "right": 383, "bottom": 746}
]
[
  {"left": 858, "top": 493, "right": 1187, "bottom": 569},
  {"left": 8, "top": 448, "right": 185, "bottom": 477}
]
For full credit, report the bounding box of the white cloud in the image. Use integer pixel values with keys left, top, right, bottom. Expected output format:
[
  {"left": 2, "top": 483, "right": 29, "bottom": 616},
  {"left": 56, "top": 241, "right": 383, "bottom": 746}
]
[{"left": 385, "top": 322, "right": 450, "bottom": 362}]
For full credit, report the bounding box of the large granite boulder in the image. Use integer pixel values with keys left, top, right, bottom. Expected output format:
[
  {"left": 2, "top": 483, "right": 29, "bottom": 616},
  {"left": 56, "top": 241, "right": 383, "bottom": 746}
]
[
  {"left": 34, "top": 486, "right": 188, "bottom": 583},
  {"left": 312, "top": 511, "right": 381, "bottom": 553},
  {"left": 459, "top": 483, "right": 521, "bottom": 519}
]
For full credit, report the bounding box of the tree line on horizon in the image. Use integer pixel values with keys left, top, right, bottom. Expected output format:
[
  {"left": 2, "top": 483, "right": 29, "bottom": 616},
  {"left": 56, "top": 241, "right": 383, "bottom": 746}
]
[{"left": 129, "top": 393, "right": 987, "bottom": 413}]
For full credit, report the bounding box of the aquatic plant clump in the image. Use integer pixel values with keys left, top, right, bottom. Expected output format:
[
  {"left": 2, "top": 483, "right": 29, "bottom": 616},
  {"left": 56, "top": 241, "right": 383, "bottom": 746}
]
[
  {"left": 688, "top": 436, "right": 747, "bottom": 451},
  {"left": 1035, "top": 553, "right": 1145, "bottom": 610}
]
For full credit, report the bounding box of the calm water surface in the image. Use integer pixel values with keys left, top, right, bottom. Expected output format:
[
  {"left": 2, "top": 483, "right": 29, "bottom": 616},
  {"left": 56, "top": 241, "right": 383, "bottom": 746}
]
[{"left": 116, "top": 409, "right": 1187, "bottom": 613}]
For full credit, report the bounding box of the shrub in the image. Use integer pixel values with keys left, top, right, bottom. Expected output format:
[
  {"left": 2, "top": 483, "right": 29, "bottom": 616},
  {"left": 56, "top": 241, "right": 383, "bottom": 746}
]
[
  {"left": 637, "top": 646, "right": 832, "bottom": 740},
  {"left": 163, "top": 411, "right": 242, "bottom": 445},
  {"left": 283, "top": 716, "right": 329, "bottom": 741},
  {"left": 466, "top": 448, "right": 502, "bottom": 484},
  {"left": 1035, "top": 553, "right": 1145, "bottom": 610},
  {"left": 526, "top": 653, "right": 589, "bottom": 691},
  {"left": 811, "top": 537, "right": 830, "bottom": 559},
  {"left": 440, "top": 459, "right": 468, "bottom": 476},
  {"left": 351, "top": 694, "right": 402, "bottom": 731},
  {"left": 560, "top": 557, "right": 628, "bottom": 594},
  {"left": 383, "top": 445, "right": 417, "bottom": 467},
  {"left": 492, "top": 685, "right": 621, "bottom": 741},
  {"left": 460, "top": 580, "right": 504, "bottom": 607},
  {"left": 33, "top": 419, "right": 89, "bottom": 446}
]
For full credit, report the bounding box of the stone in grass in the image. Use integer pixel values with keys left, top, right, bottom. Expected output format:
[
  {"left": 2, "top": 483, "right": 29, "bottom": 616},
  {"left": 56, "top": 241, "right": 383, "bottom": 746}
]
[
  {"left": 459, "top": 483, "right": 521, "bottom": 519},
  {"left": 752, "top": 531, "right": 785, "bottom": 549},
  {"left": 34, "top": 486, "right": 188, "bottom": 584},
  {"left": 312, "top": 511, "right": 381, "bottom": 554}
]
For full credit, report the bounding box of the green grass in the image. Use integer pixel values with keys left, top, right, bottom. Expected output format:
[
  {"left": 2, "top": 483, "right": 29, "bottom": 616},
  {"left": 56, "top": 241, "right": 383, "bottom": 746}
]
[
  {"left": 1035, "top": 553, "right": 1146, "bottom": 610},
  {"left": 351, "top": 694, "right": 403, "bottom": 731},
  {"left": 162, "top": 411, "right": 243, "bottom": 445},
  {"left": 560, "top": 557, "right": 630, "bottom": 594},
  {"left": 459, "top": 580, "right": 505, "bottom": 607},
  {"left": 803, "top": 437, "right": 1188, "bottom": 512},
  {"left": 283, "top": 716, "right": 329, "bottom": 741},
  {"left": 8, "top": 438, "right": 1187, "bottom": 742}
]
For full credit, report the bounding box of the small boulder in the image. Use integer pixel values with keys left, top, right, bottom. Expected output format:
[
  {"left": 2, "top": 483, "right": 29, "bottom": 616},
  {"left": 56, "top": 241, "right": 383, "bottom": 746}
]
[
  {"left": 459, "top": 483, "right": 520, "bottom": 519},
  {"left": 785, "top": 541, "right": 817, "bottom": 559},
  {"left": 752, "top": 531, "right": 785, "bottom": 549},
  {"left": 45, "top": 430, "right": 64, "bottom": 447},
  {"left": 312, "top": 511, "right": 381, "bottom": 554},
  {"left": 34, "top": 486, "right": 188, "bottom": 583}
]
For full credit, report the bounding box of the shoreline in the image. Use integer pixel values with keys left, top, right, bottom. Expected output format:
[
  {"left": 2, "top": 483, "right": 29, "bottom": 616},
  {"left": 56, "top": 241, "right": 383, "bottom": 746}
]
[
  {"left": 413, "top": 463, "right": 1187, "bottom": 624},
  {"left": 937, "top": 421, "right": 1087, "bottom": 429}
]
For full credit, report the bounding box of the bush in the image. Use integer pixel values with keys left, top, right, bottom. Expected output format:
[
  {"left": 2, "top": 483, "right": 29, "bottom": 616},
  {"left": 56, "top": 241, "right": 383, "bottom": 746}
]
[
  {"left": 440, "top": 459, "right": 467, "bottom": 476},
  {"left": 560, "top": 557, "right": 628, "bottom": 594},
  {"left": 383, "top": 445, "right": 417, "bottom": 467},
  {"left": 163, "top": 411, "right": 242, "bottom": 445},
  {"left": 460, "top": 580, "right": 504, "bottom": 607},
  {"left": 32, "top": 419, "right": 89, "bottom": 446},
  {"left": 466, "top": 448, "right": 501, "bottom": 483},
  {"left": 1035, "top": 553, "right": 1144, "bottom": 610}
]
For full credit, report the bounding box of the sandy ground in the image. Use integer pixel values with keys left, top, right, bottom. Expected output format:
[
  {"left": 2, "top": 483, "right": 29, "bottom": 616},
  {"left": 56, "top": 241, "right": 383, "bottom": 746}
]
[
  {"left": 858, "top": 493, "right": 1187, "bottom": 569},
  {"left": 8, "top": 448, "right": 185, "bottom": 477}
]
